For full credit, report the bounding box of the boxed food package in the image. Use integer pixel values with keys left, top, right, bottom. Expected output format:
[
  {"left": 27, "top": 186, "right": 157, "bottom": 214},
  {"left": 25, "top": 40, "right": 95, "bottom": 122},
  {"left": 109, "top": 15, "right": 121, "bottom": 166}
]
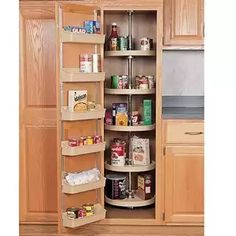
[
  {"left": 116, "top": 113, "right": 128, "bottom": 126},
  {"left": 136, "top": 173, "right": 153, "bottom": 200},
  {"left": 68, "top": 90, "right": 87, "bottom": 112},
  {"left": 130, "top": 136, "right": 150, "bottom": 165},
  {"left": 143, "top": 99, "right": 152, "bottom": 125}
]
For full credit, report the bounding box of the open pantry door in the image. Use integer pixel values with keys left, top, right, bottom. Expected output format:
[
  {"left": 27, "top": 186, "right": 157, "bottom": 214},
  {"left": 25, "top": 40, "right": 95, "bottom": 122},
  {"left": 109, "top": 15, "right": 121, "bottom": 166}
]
[{"left": 55, "top": 2, "right": 106, "bottom": 233}]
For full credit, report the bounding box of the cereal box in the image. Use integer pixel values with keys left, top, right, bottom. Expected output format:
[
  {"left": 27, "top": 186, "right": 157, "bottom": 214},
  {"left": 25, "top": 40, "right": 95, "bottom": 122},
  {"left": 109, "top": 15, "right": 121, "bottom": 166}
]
[{"left": 68, "top": 90, "right": 87, "bottom": 112}]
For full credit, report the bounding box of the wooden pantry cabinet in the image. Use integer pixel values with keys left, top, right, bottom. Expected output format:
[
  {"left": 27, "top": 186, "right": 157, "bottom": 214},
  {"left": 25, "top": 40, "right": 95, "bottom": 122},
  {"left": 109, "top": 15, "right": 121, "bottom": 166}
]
[
  {"left": 163, "top": 120, "right": 204, "bottom": 224},
  {"left": 164, "top": 0, "right": 204, "bottom": 48},
  {"left": 19, "top": 1, "right": 58, "bottom": 223}
]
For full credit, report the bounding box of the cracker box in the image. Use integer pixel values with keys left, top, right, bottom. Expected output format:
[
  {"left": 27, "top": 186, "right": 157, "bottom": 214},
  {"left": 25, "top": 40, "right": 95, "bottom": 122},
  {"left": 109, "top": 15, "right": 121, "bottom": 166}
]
[
  {"left": 68, "top": 90, "right": 87, "bottom": 112},
  {"left": 136, "top": 174, "right": 153, "bottom": 200},
  {"left": 143, "top": 99, "right": 152, "bottom": 125},
  {"left": 130, "top": 137, "right": 150, "bottom": 165}
]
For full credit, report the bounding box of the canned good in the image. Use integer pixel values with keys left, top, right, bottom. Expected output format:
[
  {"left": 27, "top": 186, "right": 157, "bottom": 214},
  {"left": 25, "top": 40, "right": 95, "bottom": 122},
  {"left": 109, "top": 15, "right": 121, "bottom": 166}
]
[
  {"left": 86, "top": 136, "right": 94, "bottom": 145},
  {"left": 94, "top": 135, "right": 102, "bottom": 144},
  {"left": 80, "top": 54, "right": 92, "bottom": 73},
  {"left": 111, "top": 75, "right": 123, "bottom": 89},
  {"left": 78, "top": 138, "right": 84, "bottom": 146},
  {"left": 135, "top": 75, "right": 142, "bottom": 89},
  {"left": 122, "top": 75, "right": 128, "bottom": 89},
  {"left": 78, "top": 208, "right": 86, "bottom": 218},
  {"left": 83, "top": 204, "right": 95, "bottom": 216},
  {"left": 80, "top": 136, "right": 87, "bottom": 145},
  {"left": 92, "top": 54, "right": 101, "bottom": 72},
  {"left": 68, "top": 138, "right": 78, "bottom": 147},
  {"left": 110, "top": 139, "right": 126, "bottom": 166},
  {"left": 106, "top": 174, "right": 127, "bottom": 199},
  {"left": 140, "top": 37, "right": 152, "bottom": 51},
  {"left": 94, "top": 21, "right": 101, "bottom": 34},
  {"left": 147, "top": 75, "right": 155, "bottom": 89},
  {"left": 139, "top": 76, "right": 148, "bottom": 89},
  {"left": 66, "top": 207, "right": 79, "bottom": 219},
  {"left": 118, "top": 36, "right": 128, "bottom": 51},
  {"left": 131, "top": 111, "right": 139, "bottom": 126}
]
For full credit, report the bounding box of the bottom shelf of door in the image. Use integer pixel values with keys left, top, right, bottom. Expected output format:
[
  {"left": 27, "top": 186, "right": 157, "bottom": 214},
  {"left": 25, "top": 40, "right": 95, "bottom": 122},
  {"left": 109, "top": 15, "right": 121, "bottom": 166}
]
[
  {"left": 105, "top": 195, "right": 155, "bottom": 208},
  {"left": 62, "top": 204, "right": 106, "bottom": 228}
]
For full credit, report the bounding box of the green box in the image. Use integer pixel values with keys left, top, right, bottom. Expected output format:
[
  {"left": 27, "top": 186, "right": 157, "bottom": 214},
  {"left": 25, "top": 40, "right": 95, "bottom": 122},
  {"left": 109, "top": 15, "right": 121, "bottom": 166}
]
[{"left": 143, "top": 100, "right": 152, "bottom": 125}]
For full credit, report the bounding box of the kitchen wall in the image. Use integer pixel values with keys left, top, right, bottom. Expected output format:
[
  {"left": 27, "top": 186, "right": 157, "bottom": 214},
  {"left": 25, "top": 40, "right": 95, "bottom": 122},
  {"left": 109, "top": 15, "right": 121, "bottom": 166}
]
[{"left": 162, "top": 51, "right": 204, "bottom": 96}]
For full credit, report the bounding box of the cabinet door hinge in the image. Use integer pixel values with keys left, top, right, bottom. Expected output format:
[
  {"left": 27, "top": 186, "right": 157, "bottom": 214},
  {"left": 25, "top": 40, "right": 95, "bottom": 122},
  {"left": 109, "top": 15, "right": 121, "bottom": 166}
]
[
  {"left": 162, "top": 212, "right": 165, "bottom": 221},
  {"left": 163, "top": 147, "right": 166, "bottom": 156}
]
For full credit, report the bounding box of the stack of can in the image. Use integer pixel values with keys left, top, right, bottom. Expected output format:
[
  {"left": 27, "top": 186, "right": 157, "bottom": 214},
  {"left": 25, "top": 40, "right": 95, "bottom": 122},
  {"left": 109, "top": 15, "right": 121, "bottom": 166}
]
[{"left": 135, "top": 75, "right": 155, "bottom": 89}]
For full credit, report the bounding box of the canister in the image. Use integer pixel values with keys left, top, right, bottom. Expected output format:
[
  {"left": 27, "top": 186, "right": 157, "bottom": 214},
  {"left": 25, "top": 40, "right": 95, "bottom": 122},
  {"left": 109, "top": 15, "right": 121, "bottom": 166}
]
[
  {"left": 105, "top": 174, "right": 127, "bottom": 199},
  {"left": 80, "top": 54, "right": 92, "bottom": 73}
]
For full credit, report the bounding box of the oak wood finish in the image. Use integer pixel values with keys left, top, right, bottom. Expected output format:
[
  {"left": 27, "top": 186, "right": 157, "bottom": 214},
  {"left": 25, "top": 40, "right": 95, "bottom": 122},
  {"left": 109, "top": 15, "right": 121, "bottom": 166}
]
[
  {"left": 164, "top": 146, "right": 204, "bottom": 224},
  {"left": 20, "top": 1, "right": 57, "bottom": 223},
  {"left": 20, "top": 224, "right": 204, "bottom": 236},
  {"left": 165, "top": 120, "right": 204, "bottom": 144},
  {"left": 164, "top": 0, "right": 204, "bottom": 46}
]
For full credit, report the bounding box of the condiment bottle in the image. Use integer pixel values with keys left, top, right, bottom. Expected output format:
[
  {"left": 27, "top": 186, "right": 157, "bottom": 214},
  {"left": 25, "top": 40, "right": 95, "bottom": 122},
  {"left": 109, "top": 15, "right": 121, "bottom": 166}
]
[{"left": 108, "top": 22, "right": 119, "bottom": 51}]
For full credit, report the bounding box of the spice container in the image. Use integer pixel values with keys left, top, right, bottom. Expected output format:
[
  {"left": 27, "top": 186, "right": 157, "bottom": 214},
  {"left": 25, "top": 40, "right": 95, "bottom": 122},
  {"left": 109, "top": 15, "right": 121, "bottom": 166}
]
[
  {"left": 66, "top": 207, "right": 79, "bottom": 219},
  {"left": 83, "top": 204, "right": 95, "bottom": 216}
]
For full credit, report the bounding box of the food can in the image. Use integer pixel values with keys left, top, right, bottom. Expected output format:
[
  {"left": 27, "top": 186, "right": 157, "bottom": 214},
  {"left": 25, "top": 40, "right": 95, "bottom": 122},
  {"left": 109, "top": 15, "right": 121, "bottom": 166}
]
[
  {"left": 80, "top": 136, "right": 87, "bottom": 145},
  {"left": 94, "top": 21, "right": 100, "bottom": 34},
  {"left": 68, "top": 138, "right": 78, "bottom": 147},
  {"left": 140, "top": 37, "right": 151, "bottom": 51},
  {"left": 147, "top": 75, "right": 155, "bottom": 89},
  {"left": 78, "top": 208, "right": 86, "bottom": 218},
  {"left": 110, "top": 139, "right": 126, "bottom": 166},
  {"left": 106, "top": 174, "right": 127, "bottom": 199},
  {"left": 111, "top": 75, "right": 123, "bottom": 89},
  {"left": 135, "top": 75, "right": 142, "bottom": 89},
  {"left": 122, "top": 75, "right": 128, "bottom": 89},
  {"left": 131, "top": 111, "right": 139, "bottom": 126},
  {"left": 83, "top": 204, "right": 95, "bottom": 216},
  {"left": 94, "top": 135, "right": 102, "bottom": 144},
  {"left": 84, "top": 20, "right": 94, "bottom": 33},
  {"left": 86, "top": 136, "right": 94, "bottom": 145},
  {"left": 66, "top": 207, "right": 79, "bottom": 219},
  {"left": 118, "top": 36, "right": 128, "bottom": 51},
  {"left": 92, "top": 54, "right": 101, "bottom": 72},
  {"left": 78, "top": 138, "right": 84, "bottom": 146},
  {"left": 80, "top": 54, "right": 92, "bottom": 73},
  {"left": 139, "top": 76, "right": 149, "bottom": 89}
]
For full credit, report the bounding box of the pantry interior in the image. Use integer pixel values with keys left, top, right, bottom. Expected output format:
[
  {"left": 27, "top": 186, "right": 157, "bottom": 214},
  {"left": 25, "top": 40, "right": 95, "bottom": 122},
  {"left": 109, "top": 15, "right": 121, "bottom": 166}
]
[{"left": 56, "top": 2, "right": 163, "bottom": 233}]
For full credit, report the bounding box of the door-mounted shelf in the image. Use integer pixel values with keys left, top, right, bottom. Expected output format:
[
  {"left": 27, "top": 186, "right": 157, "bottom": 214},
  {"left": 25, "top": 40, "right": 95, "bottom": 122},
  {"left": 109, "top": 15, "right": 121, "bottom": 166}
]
[
  {"left": 62, "top": 175, "right": 106, "bottom": 194},
  {"left": 105, "top": 88, "right": 155, "bottom": 95},
  {"left": 61, "top": 141, "right": 106, "bottom": 156},
  {"left": 105, "top": 195, "right": 155, "bottom": 208},
  {"left": 104, "top": 161, "right": 155, "bottom": 172},
  {"left": 61, "top": 30, "right": 105, "bottom": 44},
  {"left": 62, "top": 203, "right": 106, "bottom": 228},
  {"left": 105, "top": 50, "right": 155, "bottom": 57},
  {"left": 61, "top": 107, "right": 105, "bottom": 121},
  {"left": 61, "top": 69, "right": 105, "bottom": 82},
  {"left": 105, "top": 124, "right": 155, "bottom": 132}
]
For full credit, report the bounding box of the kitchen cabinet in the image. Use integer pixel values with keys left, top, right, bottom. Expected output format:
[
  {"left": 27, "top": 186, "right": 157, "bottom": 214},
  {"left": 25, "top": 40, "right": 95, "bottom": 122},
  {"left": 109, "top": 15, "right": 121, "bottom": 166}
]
[
  {"left": 163, "top": 120, "right": 204, "bottom": 224},
  {"left": 19, "top": 1, "right": 57, "bottom": 223},
  {"left": 164, "top": 0, "right": 204, "bottom": 47}
]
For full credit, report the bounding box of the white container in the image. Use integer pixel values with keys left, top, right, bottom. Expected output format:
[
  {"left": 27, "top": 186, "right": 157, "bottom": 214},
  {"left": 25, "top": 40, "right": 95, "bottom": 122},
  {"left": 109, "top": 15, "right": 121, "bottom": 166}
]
[
  {"left": 92, "top": 54, "right": 101, "bottom": 72},
  {"left": 80, "top": 54, "right": 92, "bottom": 73},
  {"left": 140, "top": 37, "right": 150, "bottom": 51}
]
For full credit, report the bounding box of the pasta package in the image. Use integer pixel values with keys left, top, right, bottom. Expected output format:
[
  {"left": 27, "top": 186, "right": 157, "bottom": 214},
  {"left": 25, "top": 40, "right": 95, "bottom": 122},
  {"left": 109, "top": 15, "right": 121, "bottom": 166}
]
[
  {"left": 130, "top": 137, "right": 150, "bottom": 165},
  {"left": 68, "top": 90, "right": 87, "bottom": 112}
]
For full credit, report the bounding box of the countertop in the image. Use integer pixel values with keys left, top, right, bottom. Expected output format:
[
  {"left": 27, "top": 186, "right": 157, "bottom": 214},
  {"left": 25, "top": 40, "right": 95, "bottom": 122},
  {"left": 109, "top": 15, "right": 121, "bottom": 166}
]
[
  {"left": 162, "top": 107, "right": 204, "bottom": 119},
  {"left": 162, "top": 96, "right": 204, "bottom": 120}
]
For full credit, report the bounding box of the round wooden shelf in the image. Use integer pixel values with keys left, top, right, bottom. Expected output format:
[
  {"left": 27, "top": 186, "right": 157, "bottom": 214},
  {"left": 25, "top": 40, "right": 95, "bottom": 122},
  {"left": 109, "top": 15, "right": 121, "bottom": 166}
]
[
  {"left": 104, "top": 161, "right": 155, "bottom": 172},
  {"left": 105, "top": 50, "right": 155, "bottom": 57},
  {"left": 105, "top": 195, "right": 155, "bottom": 208},
  {"left": 105, "top": 124, "right": 155, "bottom": 132},
  {"left": 105, "top": 88, "right": 155, "bottom": 95}
]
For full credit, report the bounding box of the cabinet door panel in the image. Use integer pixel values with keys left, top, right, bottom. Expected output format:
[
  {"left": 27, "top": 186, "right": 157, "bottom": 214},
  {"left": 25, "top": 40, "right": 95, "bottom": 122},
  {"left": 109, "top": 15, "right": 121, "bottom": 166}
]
[
  {"left": 164, "top": 0, "right": 204, "bottom": 46},
  {"left": 20, "top": 2, "right": 57, "bottom": 223},
  {"left": 165, "top": 146, "right": 204, "bottom": 223}
]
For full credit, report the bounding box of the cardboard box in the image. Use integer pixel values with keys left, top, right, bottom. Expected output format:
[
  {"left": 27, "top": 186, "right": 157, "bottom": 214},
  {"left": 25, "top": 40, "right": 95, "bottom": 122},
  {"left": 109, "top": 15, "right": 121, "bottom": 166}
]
[
  {"left": 143, "top": 100, "right": 152, "bottom": 125},
  {"left": 136, "top": 174, "right": 153, "bottom": 200},
  {"left": 68, "top": 90, "right": 87, "bottom": 112}
]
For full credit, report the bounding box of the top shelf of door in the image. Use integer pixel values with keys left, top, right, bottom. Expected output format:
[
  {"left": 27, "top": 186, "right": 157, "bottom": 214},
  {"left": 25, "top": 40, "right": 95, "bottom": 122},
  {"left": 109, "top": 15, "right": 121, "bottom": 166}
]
[{"left": 61, "top": 30, "right": 105, "bottom": 44}]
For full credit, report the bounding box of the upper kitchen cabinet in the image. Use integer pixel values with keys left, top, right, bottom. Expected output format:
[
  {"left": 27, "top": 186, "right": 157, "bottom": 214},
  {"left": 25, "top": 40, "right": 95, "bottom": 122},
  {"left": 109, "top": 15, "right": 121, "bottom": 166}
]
[{"left": 164, "top": 0, "right": 204, "bottom": 48}]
